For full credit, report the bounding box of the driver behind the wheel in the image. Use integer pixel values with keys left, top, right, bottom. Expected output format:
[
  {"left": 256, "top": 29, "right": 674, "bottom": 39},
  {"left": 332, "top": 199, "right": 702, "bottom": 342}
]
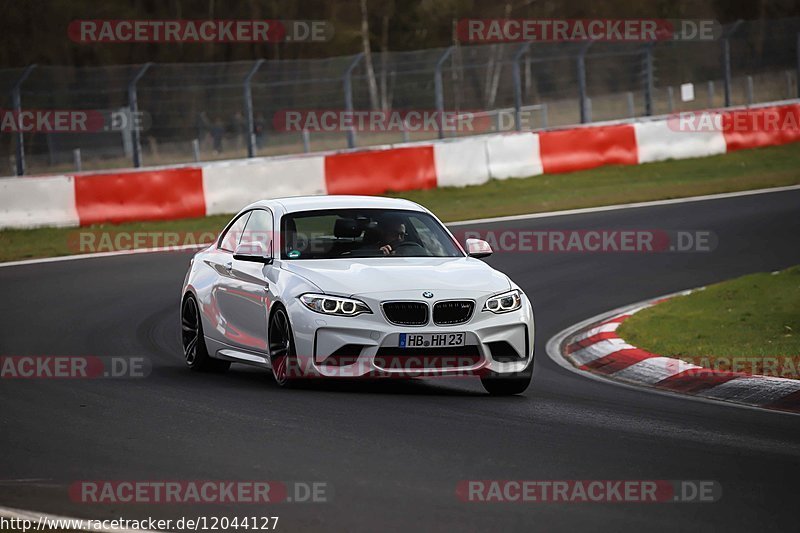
[{"left": 378, "top": 221, "right": 407, "bottom": 255}]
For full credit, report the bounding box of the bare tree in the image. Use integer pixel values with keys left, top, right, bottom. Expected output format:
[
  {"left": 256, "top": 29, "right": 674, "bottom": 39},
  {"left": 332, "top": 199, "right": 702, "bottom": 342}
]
[
  {"left": 360, "top": 0, "right": 380, "bottom": 110},
  {"left": 379, "top": 6, "right": 392, "bottom": 110}
]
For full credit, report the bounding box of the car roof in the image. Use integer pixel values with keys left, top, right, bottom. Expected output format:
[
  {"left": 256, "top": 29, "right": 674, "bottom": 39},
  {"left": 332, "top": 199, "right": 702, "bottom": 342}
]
[{"left": 245, "top": 195, "right": 427, "bottom": 214}]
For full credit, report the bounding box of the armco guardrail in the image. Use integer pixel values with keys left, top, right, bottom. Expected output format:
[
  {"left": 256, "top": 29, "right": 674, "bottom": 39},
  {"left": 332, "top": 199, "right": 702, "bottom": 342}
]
[{"left": 1, "top": 100, "right": 799, "bottom": 230}]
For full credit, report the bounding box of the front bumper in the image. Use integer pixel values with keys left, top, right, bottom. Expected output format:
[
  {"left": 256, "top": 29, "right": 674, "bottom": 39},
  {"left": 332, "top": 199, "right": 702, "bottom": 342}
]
[{"left": 285, "top": 289, "right": 534, "bottom": 378}]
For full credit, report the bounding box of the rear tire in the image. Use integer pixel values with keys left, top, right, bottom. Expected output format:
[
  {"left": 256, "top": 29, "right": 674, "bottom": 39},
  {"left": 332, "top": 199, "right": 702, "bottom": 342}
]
[
  {"left": 269, "top": 306, "right": 301, "bottom": 387},
  {"left": 182, "top": 294, "right": 231, "bottom": 373},
  {"left": 480, "top": 362, "right": 533, "bottom": 395}
]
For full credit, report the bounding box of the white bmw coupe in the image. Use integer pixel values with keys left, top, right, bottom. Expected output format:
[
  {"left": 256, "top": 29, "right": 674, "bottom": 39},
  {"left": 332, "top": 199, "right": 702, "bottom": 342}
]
[{"left": 181, "top": 195, "right": 534, "bottom": 395}]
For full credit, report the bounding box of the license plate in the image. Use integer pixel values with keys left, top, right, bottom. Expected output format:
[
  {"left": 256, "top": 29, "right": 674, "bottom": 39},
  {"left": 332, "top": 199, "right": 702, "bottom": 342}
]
[{"left": 398, "top": 332, "right": 465, "bottom": 348}]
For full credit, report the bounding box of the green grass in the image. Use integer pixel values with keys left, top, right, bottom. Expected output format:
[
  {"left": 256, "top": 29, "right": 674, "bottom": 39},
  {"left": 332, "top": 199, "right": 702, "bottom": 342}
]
[
  {"left": 1, "top": 143, "right": 800, "bottom": 263},
  {"left": 387, "top": 143, "right": 800, "bottom": 221},
  {"left": 618, "top": 266, "right": 800, "bottom": 378}
]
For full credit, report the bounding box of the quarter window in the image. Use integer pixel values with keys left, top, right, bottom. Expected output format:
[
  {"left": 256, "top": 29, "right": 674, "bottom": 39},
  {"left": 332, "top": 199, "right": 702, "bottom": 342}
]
[
  {"left": 218, "top": 212, "right": 251, "bottom": 252},
  {"left": 240, "top": 209, "right": 274, "bottom": 254}
]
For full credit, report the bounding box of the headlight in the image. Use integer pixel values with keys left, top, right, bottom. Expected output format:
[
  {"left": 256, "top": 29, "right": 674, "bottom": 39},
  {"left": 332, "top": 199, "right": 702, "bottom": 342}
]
[
  {"left": 482, "top": 289, "right": 522, "bottom": 314},
  {"left": 299, "top": 293, "right": 372, "bottom": 317}
]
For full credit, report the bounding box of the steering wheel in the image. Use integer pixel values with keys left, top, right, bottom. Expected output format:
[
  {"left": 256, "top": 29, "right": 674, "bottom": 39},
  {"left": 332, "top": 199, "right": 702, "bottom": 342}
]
[{"left": 391, "top": 241, "right": 427, "bottom": 256}]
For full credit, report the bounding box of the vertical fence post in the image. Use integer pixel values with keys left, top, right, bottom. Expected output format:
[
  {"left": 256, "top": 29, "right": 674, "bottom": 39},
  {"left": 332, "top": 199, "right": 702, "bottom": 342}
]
[
  {"left": 73, "top": 148, "right": 82, "bottom": 172},
  {"left": 667, "top": 86, "right": 674, "bottom": 112},
  {"left": 192, "top": 139, "right": 201, "bottom": 162},
  {"left": 128, "top": 63, "right": 152, "bottom": 168},
  {"left": 626, "top": 92, "right": 635, "bottom": 117},
  {"left": 540, "top": 103, "right": 548, "bottom": 129},
  {"left": 512, "top": 43, "right": 531, "bottom": 132},
  {"left": 643, "top": 43, "right": 654, "bottom": 116},
  {"left": 722, "top": 40, "right": 732, "bottom": 107},
  {"left": 745, "top": 75, "right": 754, "bottom": 105},
  {"left": 707, "top": 80, "right": 715, "bottom": 107},
  {"left": 302, "top": 129, "right": 311, "bottom": 153},
  {"left": 577, "top": 42, "right": 592, "bottom": 124},
  {"left": 11, "top": 64, "right": 36, "bottom": 176},
  {"left": 434, "top": 46, "right": 455, "bottom": 139},
  {"left": 243, "top": 59, "right": 265, "bottom": 158},
  {"left": 343, "top": 53, "right": 364, "bottom": 149},
  {"left": 723, "top": 20, "right": 743, "bottom": 108}
]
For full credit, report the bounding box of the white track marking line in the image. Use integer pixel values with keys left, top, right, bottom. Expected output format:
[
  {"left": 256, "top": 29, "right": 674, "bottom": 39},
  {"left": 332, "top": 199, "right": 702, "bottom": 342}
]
[
  {"left": 0, "top": 244, "right": 207, "bottom": 268},
  {"left": 1, "top": 184, "right": 799, "bottom": 269},
  {"left": 448, "top": 184, "right": 800, "bottom": 226}
]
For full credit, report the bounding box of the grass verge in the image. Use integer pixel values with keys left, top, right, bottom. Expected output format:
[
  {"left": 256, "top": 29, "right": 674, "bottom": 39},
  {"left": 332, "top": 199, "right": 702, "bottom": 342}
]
[
  {"left": 1, "top": 143, "right": 799, "bottom": 263},
  {"left": 617, "top": 266, "right": 800, "bottom": 379}
]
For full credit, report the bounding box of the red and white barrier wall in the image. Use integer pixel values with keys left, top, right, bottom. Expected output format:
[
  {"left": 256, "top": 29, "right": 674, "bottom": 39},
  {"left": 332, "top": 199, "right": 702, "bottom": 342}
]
[{"left": 1, "top": 101, "right": 798, "bottom": 229}]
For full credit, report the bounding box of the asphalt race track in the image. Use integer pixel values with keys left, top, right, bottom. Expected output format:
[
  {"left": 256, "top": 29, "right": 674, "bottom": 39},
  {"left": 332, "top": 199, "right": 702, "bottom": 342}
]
[{"left": 1, "top": 188, "right": 799, "bottom": 532}]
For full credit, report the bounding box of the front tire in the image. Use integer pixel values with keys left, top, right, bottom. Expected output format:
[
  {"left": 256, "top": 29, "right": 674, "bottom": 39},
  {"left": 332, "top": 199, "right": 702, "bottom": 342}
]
[
  {"left": 181, "top": 294, "right": 230, "bottom": 373},
  {"left": 480, "top": 362, "right": 533, "bottom": 395},
  {"left": 269, "top": 306, "right": 301, "bottom": 387}
]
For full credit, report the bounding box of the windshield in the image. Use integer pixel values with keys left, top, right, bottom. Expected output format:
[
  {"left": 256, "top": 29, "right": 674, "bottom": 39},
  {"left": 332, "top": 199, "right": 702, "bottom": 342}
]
[{"left": 281, "top": 209, "right": 463, "bottom": 260}]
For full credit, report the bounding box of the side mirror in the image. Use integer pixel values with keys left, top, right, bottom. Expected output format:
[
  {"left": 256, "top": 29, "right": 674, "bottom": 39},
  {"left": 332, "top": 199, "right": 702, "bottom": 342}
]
[
  {"left": 465, "top": 238, "right": 492, "bottom": 258},
  {"left": 233, "top": 241, "right": 273, "bottom": 264}
]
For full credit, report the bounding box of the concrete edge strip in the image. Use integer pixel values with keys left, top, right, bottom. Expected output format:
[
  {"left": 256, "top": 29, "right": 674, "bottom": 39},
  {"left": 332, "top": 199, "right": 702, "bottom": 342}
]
[
  {"left": 3, "top": 184, "right": 800, "bottom": 269},
  {"left": 0, "top": 505, "right": 161, "bottom": 533},
  {"left": 545, "top": 289, "right": 800, "bottom": 417}
]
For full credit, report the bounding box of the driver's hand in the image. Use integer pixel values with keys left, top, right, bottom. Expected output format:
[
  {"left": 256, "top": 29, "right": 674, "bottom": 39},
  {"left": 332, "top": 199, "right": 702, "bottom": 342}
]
[{"left": 380, "top": 244, "right": 393, "bottom": 255}]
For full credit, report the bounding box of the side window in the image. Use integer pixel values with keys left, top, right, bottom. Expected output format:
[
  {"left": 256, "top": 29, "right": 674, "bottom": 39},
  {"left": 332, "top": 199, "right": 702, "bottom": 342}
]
[
  {"left": 218, "top": 212, "right": 251, "bottom": 252},
  {"left": 240, "top": 209, "right": 274, "bottom": 253}
]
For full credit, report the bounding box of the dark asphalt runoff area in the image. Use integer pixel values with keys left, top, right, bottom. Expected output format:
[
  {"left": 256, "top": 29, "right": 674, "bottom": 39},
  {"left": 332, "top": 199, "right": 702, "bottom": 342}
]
[{"left": 1, "top": 188, "right": 799, "bottom": 532}]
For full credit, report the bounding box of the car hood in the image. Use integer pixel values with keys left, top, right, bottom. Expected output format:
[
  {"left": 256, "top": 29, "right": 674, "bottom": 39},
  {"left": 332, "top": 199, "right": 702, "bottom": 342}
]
[{"left": 278, "top": 257, "right": 510, "bottom": 297}]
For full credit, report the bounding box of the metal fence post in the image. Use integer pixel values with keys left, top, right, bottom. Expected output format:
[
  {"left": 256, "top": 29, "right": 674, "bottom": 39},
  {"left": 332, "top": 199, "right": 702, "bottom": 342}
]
[
  {"left": 73, "top": 148, "right": 82, "bottom": 172},
  {"left": 723, "top": 20, "right": 743, "bottom": 107},
  {"left": 512, "top": 43, "right": 531, "bottom": 131},
  {"left": 707, "top": 80, "right": 715, "bottom": 107},
  {"left": 643, "top": 43, "right": 655, "bottom": 116},
  {"left": 434, "top": 46, "right": 455, "bottom": 139},
  {"left": 11, "top": 64, "right": 36, "bottom": 176},
  {"left": 577, "top": 42, "right": 592, "bottom": 124},
  {"left": 128, "top": 63, "right": 152, "bottom": 168},
  {"left": 343, "top": 53, "right": 364, "bottom": 149},
  {"left": 243, "top": 59, "right": 266, "bottom": 158}
]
